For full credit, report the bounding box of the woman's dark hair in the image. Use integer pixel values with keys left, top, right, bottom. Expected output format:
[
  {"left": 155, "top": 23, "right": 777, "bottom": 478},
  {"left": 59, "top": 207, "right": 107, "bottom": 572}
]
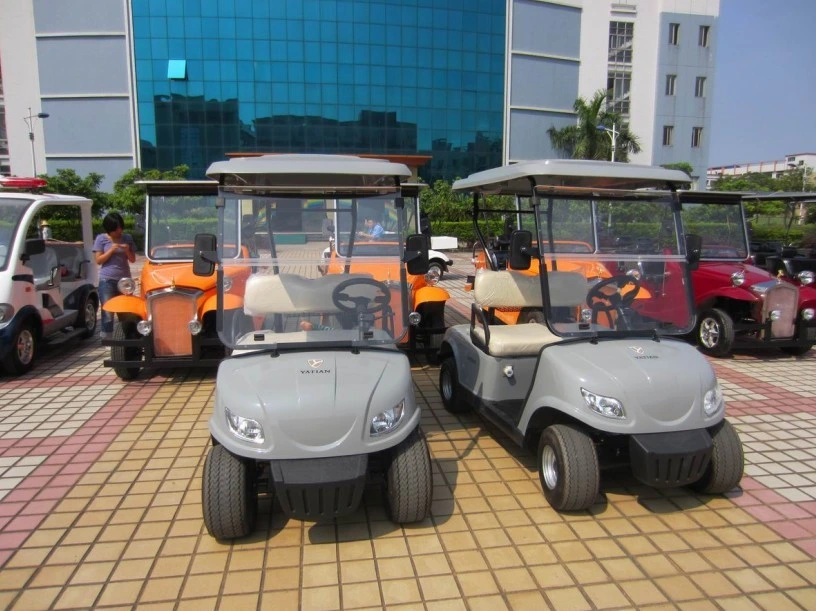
[{"left": 102, "top": 212, "right": 124, "bottom": 233}]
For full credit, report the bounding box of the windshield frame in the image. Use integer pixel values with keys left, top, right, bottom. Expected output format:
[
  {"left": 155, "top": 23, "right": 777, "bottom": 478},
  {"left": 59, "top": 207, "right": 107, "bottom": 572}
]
[{"left": 0, "top": 198, "right": 32, "bottom": 272}]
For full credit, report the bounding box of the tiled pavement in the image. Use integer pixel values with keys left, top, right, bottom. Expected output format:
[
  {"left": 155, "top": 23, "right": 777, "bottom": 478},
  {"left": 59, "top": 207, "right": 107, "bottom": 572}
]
[{"left": 0, "top": 253, "right": 815, "bottom": 610}]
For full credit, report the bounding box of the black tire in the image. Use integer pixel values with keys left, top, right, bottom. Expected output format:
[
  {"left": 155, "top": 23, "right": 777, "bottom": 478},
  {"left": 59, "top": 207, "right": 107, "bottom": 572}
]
[
  {"left": 112, "top": 321, "right": 141, "bottom": 380},
  {"left": 538, "top": 425, "right": 600, "bottom": 511},
  {"left": 2, "top": 321, "right": 37, "bottom": 375},
  {"left": 696, "top": 308, "right": 735, "bottom": 357},
  {"left": 780, "top": 344, "right": 812, "bottom": 357},
  {"left": 690, "top": 420, "right": 744, "bottom": 494},
  {"left": 386, "top": 428, "right": 432, "bottom": 523},
  {"left": 78, "top": 295, "right": 98, "bottom": 339},
  {"left": 428, "top": 261, "right": 445, "bottom": 280},
  {"left": 439, "top": 357, "right": 470, "bottom": 414},
  {"left": 202, "top": 445, "right": 258, "bottom": 540}
]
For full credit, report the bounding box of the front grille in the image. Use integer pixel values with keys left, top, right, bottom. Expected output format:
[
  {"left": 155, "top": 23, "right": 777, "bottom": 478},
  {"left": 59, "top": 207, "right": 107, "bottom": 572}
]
[
  {"left": 629, "top": 430, "right": 713, "bottom": 488},
  {"left": 762, "top": 283, "right": 798, "bottom": 338},
  {"left": 148, "top": 290, "right": 197, "bottom": 357}
]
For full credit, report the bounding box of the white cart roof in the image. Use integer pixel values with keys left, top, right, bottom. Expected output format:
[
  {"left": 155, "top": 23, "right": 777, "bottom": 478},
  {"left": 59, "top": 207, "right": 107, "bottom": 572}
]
[
  {"left": 452, "top": 159, "right": 692, "bottom": 194},
  {"left": 206, "top": 154, "right": 411, "bottom": 191}
]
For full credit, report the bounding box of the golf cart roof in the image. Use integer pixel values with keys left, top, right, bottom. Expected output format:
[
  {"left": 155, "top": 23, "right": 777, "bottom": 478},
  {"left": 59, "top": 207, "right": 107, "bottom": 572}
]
[
  {"left": 206, "top": 154, "right": 412, "bottom": 194},
  {"left": 136, "top": 180, "right": 218, "bottom": 195},
  {"left": 452, "top": 159, "right": 692, "bottom": 195},
  {"left": 741, "top": 191, "right": 816, "bottom": 203}
]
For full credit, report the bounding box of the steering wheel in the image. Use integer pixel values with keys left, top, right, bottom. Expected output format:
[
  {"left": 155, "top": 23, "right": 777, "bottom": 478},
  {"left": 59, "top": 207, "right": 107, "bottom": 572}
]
[
  {"left": 586, "top": 275, "right": 641, "bottom": 312},
  {"left": 331, "top": 278, "right": 391, "bottom": 315}
]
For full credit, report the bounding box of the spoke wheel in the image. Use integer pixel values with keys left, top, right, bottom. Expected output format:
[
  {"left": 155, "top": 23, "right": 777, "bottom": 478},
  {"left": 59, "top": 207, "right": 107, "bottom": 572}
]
[{"left": 696, "top": 308, "right": 734, "bottom": 357}]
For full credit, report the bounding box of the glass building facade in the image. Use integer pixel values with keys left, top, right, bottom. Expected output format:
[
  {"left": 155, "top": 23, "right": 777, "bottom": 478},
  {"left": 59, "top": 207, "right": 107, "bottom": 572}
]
[{"left": 131, "top": 0, "right": 506, "bottom": 183}]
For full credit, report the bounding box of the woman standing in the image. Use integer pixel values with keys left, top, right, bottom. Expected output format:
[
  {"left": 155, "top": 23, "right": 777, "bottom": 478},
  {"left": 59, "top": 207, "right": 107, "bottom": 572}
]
[{"left": 93, "top": 212, "right": 136, "bottom": 339}]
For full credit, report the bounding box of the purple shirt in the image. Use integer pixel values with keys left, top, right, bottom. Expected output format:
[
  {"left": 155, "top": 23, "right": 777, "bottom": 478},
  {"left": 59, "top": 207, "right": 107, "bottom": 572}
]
[{"left": 93, "top": 233, "right": 135, "bottom": 280}]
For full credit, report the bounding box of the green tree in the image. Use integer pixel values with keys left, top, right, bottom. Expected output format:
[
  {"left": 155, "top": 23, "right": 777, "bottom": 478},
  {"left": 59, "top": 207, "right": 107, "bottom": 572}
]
[
  {"left": 42, "top": 168, "right": 109, "bottom": 217},
  {"left": 547, "top": 90, "right": 641, "bottom": 162},
  {"left": 109, "top": 165, "right": 189, "bottom": 215},
  {"left": 661, "top": 162, "right": 694, "bottom": 179},
  {"left": 419, "top": 179, "right": 471, "bottom": 222}
]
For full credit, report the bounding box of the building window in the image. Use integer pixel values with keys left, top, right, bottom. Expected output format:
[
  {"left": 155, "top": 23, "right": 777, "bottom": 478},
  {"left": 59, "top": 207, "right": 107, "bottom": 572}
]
[
  {"left": 692, "top": 127, "right": 703, "bottom": 148},
  {"left": 669, "top": 23, "right": 680, "bottom": 45},
  {"left": 608, "top": 21, "right": 634, "bottom": 64},
  {"left": 167, "top": 59, "right": 187, "bottom": 80},
  {"left": 665, "top": 74, "right": 676, "bottom": 96},
  {"left": 663, "top": 125, "right": 674, "bottom": 146},
  {"left": 695, "top": 76, "right": 706, "bottom": 97},
  {"left": 607, "top": 70, "right": 631, "bottom": 116},
  {"left": 699, "top": 25, "right": 710, "bottom": 47}
]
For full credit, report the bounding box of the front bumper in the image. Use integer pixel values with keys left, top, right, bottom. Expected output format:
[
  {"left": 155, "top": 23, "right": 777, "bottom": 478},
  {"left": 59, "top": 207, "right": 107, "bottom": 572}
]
[
  {"left": 629, "top": 428, "right": 713, "bottom": 488},
  {"left": 268, "top": 454, "right": 369, "bottom": 521},
  {"left": 734, "top": 317, "right": 816, "bottom": 348},
  {"left": 102, "top": 331, "right": 226, "bottom": 370}
]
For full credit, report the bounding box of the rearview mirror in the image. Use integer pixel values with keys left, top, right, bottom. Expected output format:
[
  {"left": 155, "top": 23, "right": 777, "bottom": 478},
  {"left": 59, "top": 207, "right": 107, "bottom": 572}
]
[
  {"left": 193, "top": 233, "right": 217, "bottom": 277},
  {"left": 685, "top": 234, "right": 702, "bottom": 270},
  {"left": 404, "top": 234, "right": 429, "bottom": 275},
  {"left": 24, "top": 238, "right": 45, "bottom": 258},
  {"left": 509, "top": 230, "right": 532, "bottom": 270}
]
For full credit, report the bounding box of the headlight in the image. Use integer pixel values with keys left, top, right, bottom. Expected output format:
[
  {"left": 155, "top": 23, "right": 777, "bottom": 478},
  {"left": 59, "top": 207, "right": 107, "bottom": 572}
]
[
  {"left": 117, "top": 277, "right": 135, "bottom": 295},
  {"left": 580, "top": 308, "right": 593, "bottom": 323},
  {"left": 797, "top": 271, "right": 815, "bottom": 285},
  {"left": 188, "top": 319, "right": 202, "bottom": 335},
  {"left": 703, "top": 383, "right": 724, "bottom": 416},
  {"left": 408, "top": 311, "right": 421, "bottom": 326},
  {"left": 626, "top": 269, "right": 641, "bottom": 280},
  {"left": 223, "top": 276, "right": 234, "bottom": 291},
  {"left": 370, "top": 400, "right": 405, "bottom": 436},
  {"left": 731, "top": 271, "right": 745, "bottom": 287},
  {"left": 769, "top": 309, "right": 782, "bottom": 321},
  {"left": 136, "top": 320, "right": 152, "bottom": 335},
  {"left": 802, "top": 308, "right": 815, "bottom": 321},
  {"left": 0, "top": 303, "right": 14, "bottom": 325},
  {"left": 581, "top": 388, "right": 625, "bottom": 419},
  {"left": 226, "top": 407, "right": 265, "bottom": 443},
  {"left": 425, "top": 268, "right": 441, "bottom": 286}
]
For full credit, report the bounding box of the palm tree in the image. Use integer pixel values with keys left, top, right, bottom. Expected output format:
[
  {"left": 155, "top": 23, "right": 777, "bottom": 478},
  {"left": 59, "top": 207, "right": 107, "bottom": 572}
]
[{"left": 547, "top": 90, "right": 641, "bottom": 162}]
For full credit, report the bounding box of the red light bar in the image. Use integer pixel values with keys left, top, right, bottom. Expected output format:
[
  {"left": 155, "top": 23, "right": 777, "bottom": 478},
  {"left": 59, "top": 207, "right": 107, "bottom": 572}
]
[{"left": 0, "top": 177, "right": 48, "bottom": 189}]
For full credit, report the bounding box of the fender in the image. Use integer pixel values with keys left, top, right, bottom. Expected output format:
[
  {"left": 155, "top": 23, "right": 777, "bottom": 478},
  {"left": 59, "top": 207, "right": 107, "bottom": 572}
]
[
  {"left": 201, "top": 293, "right": 244, "bottom": 316},
  {"left": 413, "top": 286, "right": 449, "bottom": 307},
  {"left": 103, "top": 295, "right": 147, "bottom": 319},
  {"left": 695, "top": 285, "right": 760, "bottom": 308}
]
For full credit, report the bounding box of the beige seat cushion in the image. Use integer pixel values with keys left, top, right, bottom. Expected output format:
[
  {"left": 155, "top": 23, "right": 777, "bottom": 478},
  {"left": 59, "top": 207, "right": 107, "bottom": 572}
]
[
  {"left": 243, "top": 272, "right": 372, "bottom": 315},
  {"left": 471, "top": 322, "right": 560, "bottom": 357}
]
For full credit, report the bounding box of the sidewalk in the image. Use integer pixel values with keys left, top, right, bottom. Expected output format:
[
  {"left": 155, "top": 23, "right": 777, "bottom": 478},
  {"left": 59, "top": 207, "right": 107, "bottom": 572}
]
[{"left": 0, "top": 252, "right": 813, "bottom": 609}]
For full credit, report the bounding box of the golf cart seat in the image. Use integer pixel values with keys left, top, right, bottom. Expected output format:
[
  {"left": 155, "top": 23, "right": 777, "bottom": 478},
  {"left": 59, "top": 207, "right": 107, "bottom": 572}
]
[
  {"left": 470, "top": 269, "right": 586, "bottom": 356},
  {"left": 243, "top": 272, "right": 373, "bottom": 316}
]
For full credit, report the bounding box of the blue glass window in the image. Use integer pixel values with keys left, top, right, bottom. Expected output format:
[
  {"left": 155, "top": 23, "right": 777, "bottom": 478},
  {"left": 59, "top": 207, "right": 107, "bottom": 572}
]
[{"left": 167, "top": 59, "right": 187, "bottom": 80}]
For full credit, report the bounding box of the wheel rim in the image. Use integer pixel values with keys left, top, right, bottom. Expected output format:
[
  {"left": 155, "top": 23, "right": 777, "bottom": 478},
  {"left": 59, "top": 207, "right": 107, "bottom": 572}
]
[
  {"left": 16, "top": 329, "right": 34, "bottom": 365},
  {"left": 700, "top": 317, "right": 720, "bottom": 348},
  {"left": 441, "top": 367, "right": 452, "bottom": 400},
  {"left": 541, "top": 444, "right": 558, "bottom": 490},
  {"left": 84, "top": 302, "right": 96, "bottom": 331}
]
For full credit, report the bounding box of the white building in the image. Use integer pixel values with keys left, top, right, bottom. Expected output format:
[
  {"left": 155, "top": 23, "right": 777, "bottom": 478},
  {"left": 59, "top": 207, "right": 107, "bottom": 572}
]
[{"left": 707, "top": 152, "right": 816, "bottom": 189}]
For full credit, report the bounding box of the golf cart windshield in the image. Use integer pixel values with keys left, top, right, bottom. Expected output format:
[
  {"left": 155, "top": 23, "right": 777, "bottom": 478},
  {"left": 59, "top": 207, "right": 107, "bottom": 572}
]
[
  {"left": 218, "top": 194, "right": 411, "bottom": 351},
  {"left": 0, "top": 199, "right": 28, "bottom": 271},
  {"left": 520, "top": 192, "right": 694, "bottom": 337},
  {"left": 148, "top": 193, "right": 240, "bottom": 261},
  {"left": 333, "top": 195, "right": 417, "bottom": 257},
  {"left": 680, "top": 198, "right": 749, "bottom": 261}
]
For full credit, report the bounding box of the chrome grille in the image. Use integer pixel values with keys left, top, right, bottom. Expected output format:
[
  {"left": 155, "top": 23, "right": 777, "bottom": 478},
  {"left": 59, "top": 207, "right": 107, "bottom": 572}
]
[
  {"left": 762, "top": 283, "right": 798, "bottom": 338},
  {"left": 147, "top": 290, "right": 198, "bottom": 357}
]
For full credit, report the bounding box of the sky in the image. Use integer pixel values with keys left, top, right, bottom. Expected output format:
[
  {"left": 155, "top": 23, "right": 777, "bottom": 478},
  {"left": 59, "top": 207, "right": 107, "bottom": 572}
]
[{"left": 709, "top": 0, "right": 816, "bottom": 166}]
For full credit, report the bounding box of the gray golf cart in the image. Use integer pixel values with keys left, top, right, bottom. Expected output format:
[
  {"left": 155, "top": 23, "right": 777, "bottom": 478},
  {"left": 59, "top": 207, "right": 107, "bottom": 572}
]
[
  {"left": 440, "top": 160, "right": 743, "bottom": 511},
  {"left": 193, "top": 154, "right": 433, "bottom": 539}
]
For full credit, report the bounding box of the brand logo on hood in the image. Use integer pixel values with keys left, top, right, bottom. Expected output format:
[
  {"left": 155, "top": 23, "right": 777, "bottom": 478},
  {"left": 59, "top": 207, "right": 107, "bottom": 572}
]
[
  {"left": 629, "top": 345, "right": 658, "bottom": 359},
  {"left": 301, "top": 358, "right": 331, "bottom": 374}
]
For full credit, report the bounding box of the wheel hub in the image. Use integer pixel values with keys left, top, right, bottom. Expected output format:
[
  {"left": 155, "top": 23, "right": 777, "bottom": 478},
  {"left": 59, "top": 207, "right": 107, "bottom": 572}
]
[
  {"left": 700, "top": 318, "right": 720, "bottom": 348},
  {"left": 541, "top": 445, "right": 558, "bottom": 490},
  {"left": 16, "top": 329, "right": 34, "bottom": 365}
]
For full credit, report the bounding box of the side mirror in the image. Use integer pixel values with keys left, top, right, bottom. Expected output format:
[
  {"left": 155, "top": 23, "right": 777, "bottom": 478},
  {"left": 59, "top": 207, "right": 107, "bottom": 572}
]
[
  {"left": 404, "top": 234, "right": 429, "bottom": 275},
  {"left": 509, "top": 230, "right": 532, "bottom": 271},
  {"left": 193, "top": 233, "right": 217, "bottom": 277},
  {"left": 685, "top": 234, "right": 702, "bottom": 270},
  {"left": 24, "top": 238, "right": 45, "bottom": 259}
]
